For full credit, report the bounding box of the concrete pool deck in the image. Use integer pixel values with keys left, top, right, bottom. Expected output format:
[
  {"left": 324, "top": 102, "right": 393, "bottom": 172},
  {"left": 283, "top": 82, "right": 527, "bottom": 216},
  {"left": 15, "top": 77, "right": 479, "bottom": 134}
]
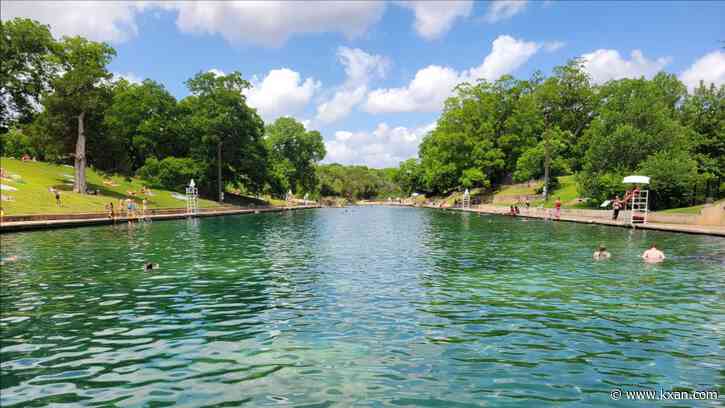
[
  {"left": 435, "top": 205, "right": 725, "bottom": 237},
  {"left": 0, "top": 205, "right": 320, "bottom": 233}
]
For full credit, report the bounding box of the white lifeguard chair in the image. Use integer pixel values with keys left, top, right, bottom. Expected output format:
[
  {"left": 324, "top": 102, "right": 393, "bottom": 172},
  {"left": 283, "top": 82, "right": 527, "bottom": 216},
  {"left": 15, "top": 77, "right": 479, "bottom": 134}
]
[
  {"left": 623, "top": 175, "right": 650, "bottom": 225},
  {"left": 462, "top": 189, "right": 471, "bottom": 209},
  {"left": 185, "top": 179, "right": 199, "bottom": 216}
]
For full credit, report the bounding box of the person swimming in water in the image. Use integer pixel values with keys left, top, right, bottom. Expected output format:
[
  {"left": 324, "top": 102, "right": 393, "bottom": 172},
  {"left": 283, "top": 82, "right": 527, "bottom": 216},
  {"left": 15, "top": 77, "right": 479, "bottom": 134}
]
[
  {"left": 144, "top": 262, "right": 159, "bottom": 271},
  {"left": 593, "top": 245, "right": 611, "bottom": 260},
  {"left": 641, "top": 242, "right": 665, "bottom": 263}
]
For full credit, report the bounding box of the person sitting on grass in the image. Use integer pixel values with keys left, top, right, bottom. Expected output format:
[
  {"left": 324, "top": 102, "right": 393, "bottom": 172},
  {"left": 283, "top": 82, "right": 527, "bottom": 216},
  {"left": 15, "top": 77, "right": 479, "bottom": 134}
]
[
  {"left": 642, "top": 242, "right": 665, "bottom": 263},
  {"left": 593, "top": 245, "right": 611, "bottom": 260}
]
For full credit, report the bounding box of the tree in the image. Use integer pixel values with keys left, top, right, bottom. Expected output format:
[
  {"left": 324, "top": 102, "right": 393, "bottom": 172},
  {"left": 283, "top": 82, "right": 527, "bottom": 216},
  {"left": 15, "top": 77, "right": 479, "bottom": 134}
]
[
  {"left": 264, "top": 117, "right": 326, "bottom": 197},
  {"left": 179, "top": 71, "right": 267, "bottom": 197},
  {"left": 0, "top": 18, "right": 60, "bottom": 132},
  {"left": 41, "top": 36, "right": 116, "bottom": 193},
  {"left": 103, "top": 79, "right": 179, "bottom": 174},
  {"left": 639, "top": 150, "right": 700, "bottom": 210},
  {"left": 578, "top": 75, "right": 694, "bottom": 203},
  {"left": 681, "top": 82, "right": 725, "bottom": 199},
  {"left": 513, "top": 127, "right": 571, "bottom": 185},
  {"left": 394, "top": 158, "right": 422, "bottom": 195}
]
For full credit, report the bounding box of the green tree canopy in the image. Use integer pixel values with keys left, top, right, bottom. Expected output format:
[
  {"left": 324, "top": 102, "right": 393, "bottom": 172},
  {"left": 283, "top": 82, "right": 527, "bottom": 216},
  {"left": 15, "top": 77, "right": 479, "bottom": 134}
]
[
  {"left": 0, "top": 18, "right": 60, "bottom": 132},
  {"left": 265, "top": 117, "right": 326, "bottom": 197}
]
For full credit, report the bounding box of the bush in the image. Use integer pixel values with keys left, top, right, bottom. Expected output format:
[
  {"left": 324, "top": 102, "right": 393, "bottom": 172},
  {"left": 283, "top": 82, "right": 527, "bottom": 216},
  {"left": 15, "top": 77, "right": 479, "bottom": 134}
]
[
  {"left": 137, "top": 157, "right": 202, "bottom": 192},
  {"left": 638, "top": 150, "right": 700, "bottom": 210},
  {"left": 0, "top": 128, "right": 37, "bottom": 158},
  {"left": 576, "top": 172, "right": 626, "bottom": 206}
]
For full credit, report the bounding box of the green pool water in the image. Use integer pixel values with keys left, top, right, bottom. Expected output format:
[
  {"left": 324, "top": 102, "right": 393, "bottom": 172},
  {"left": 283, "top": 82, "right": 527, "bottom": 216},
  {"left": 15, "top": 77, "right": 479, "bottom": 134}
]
[{"left": 1, "top": 207, "right": 723, "bottom": 407}]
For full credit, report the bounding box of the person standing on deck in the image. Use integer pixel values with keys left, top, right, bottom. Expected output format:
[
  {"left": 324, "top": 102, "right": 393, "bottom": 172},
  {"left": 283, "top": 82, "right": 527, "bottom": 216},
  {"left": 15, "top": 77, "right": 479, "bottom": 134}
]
[{"left": 612, "top": 196, "right": 623, "bottom": 220}]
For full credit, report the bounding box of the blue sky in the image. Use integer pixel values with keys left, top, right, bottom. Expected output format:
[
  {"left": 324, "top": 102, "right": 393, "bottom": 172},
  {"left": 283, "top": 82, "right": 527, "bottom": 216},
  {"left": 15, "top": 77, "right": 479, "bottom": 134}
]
[{"left": 3, "top": 1, "right": 724, "bottom": 167}]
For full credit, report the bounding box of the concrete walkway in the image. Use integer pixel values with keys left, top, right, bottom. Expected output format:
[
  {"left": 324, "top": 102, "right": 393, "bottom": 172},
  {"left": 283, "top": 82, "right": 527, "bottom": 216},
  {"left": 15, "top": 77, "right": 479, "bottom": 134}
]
[
  {"left": 436, "top": 205, "right": 725, "bottom": 237},
  {"left": 0, "top": 205, "right": 320, "bottom": 233}
]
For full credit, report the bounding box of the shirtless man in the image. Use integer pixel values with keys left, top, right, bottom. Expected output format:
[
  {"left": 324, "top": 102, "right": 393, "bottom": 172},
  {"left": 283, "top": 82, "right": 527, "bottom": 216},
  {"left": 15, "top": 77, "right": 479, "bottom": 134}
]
[
  {"left": 641, "top": 243, "right": 665, "bottom": 263},
  {"left": 593, "top": 245, "right": 611, "bottom": 260}
]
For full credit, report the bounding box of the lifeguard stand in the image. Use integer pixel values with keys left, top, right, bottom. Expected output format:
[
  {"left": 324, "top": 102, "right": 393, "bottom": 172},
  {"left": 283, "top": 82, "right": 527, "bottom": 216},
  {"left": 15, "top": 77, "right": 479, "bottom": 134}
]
[
  {"left": 462, "top": 189, "right": 471, "bottom": 209},
  {"left": 623, "top": 175, "right": 650, "bottom": 225}
]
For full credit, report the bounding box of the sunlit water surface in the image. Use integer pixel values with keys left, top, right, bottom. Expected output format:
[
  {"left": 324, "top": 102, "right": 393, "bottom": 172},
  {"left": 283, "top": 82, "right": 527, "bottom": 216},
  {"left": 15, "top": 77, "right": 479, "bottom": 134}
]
[{"left": 1, "top": 207, "right": 724, "bottom": 407}]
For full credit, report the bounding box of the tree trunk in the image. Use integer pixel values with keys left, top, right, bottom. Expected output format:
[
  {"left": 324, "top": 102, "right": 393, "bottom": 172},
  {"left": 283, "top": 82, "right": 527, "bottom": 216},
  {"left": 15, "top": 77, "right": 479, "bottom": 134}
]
[
  {"left": 217, "top": 141, "right": 223, "bottom": 202},
  {"left": 543, "top": 136, "right": 551, "bottom": 202},
  {"left": 74, "top": 111, "right": 87, "bottom": 194}
]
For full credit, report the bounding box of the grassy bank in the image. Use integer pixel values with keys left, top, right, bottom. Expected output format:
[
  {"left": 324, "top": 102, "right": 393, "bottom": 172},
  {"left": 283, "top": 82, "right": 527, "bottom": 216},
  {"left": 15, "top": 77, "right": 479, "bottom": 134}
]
[{"left": 0, "top": 157, "right": 219, "bottom": 215}]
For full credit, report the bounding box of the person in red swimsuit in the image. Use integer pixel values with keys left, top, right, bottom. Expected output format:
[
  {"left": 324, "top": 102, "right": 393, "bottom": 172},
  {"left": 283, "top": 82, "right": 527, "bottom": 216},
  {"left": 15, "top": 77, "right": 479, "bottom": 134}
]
[{"left": 554, "top": 197, "right": 562, "bottom": 220}]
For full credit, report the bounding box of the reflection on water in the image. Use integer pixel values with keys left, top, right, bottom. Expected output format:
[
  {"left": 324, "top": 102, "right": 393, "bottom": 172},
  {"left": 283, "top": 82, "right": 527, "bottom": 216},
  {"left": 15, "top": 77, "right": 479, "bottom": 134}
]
[{"left": 1, "top": 207, "right": 724, "bottom": 407}]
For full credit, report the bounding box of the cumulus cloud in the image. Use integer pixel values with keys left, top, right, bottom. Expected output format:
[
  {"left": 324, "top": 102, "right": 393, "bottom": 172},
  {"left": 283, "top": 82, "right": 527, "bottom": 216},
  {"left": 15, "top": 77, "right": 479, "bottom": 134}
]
[
  {"left": 315, "top": 47, "right": 389, "bottom": 124},
  {"left": 324, "top": 122, "right": 436, "bottom": 168},
  {"left": 207, "top": 68, "right": 226, "bottom": 77},
  {"left": 244, "top": 69, "right": 320, "bottom": 121},
  {"left": 580, "top": 49, "right": 671, "bottom": 84},
  {"left": 113, "top": 72, "right": 143, "bottom": 85},
  {"left": 0, "top": 0, "right": 149, "bottom": 42},
  {"left": 397, "top": 0, "right": 473, "bottom": 40},
  {"left": 543, "top": 41, "right": 565, "bottom": 52},
  {"left": 364, "top": 35, "right": 541, "bottom": 113},
  {"left": 485, "top": 0, "right": 528, "bottom": 23},
  {"left": 680, "top": 50, "right": 725, "bottom": 92},
  {"left": 162, "top": 1, "right": 385, "bottom": 47},
  {"left": 2, "top": 1, "right": 385, "bottom": 47}
]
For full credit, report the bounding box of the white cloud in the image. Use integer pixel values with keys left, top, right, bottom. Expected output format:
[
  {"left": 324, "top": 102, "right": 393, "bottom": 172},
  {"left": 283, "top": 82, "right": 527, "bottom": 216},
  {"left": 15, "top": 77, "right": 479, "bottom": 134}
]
[
  {"left": 580, "top": 49, "right": 671, "bottom": 84},
  {"left": 244, "top": 69, "right": 320, "bottom": 121},
  {"left": 207, "top": 68, "right": 226, "bottom": 77},
  {"left": 2, "top": 1, "right": 385, "bottom": 47},
  {"left": 485, "top": 0, "right": 528, "bottom": 23},
  {"left": 397, "top": 0, "right": 473, "bottom": 40},
  {"left": 316, "top": 86, "right": 369, "bottom": 124},
  {"left": 113, "top": 72, "right": 143, "bottom": 85},
  {"left": 364, "top": 35, "right": 541, "bottom": 113},
  {"left": 462, "top": 35, "right": 539, "bottom": 82},
  {"left": 680, "top": 50, "right": 725, "bottom": 92},
  {"left": 164, "top": 1, "right": 385, "bottom": 47},
  {"left": 543, "top": 41, "right": 565, "bottom": 52},
  {"left": 324, "top": 122, "right": 436, "bottom": 168},
  {"left": 0, "top": 1, "right": 149, "bottom": 43},
  {"left": 365, "top": 65, "right": 460, "bottom": 113},
  {"left": 315, "top": 47, "right": 389, "bottom": 124}
]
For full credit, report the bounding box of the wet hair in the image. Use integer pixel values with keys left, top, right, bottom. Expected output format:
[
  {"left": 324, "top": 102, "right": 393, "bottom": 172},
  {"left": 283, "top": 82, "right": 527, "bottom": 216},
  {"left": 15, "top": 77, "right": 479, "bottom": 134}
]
[
  {"left": 650, "top": 242, "right": 657, "bottom": 248},
  {"left": 598, "top": 245, "right": 606, "bottom": 252},
  {"left": 145, "top": 262, "right": 154, "bottom": 271}
]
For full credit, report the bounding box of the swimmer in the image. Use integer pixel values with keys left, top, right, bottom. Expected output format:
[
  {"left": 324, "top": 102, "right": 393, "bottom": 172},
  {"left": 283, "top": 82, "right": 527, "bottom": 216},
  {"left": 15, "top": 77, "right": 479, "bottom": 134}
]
[
  {"left": 593, "top": 245, "right": 611, "bottom": 260},
  {"left": 641, "top": 242, "right": 665, "bottom": 263},
  {"left": 144, "top": 262, "right": 159, "bottom": 271},
  {"left": 1, "top": 255, "right": 18, "bottom": 265}
]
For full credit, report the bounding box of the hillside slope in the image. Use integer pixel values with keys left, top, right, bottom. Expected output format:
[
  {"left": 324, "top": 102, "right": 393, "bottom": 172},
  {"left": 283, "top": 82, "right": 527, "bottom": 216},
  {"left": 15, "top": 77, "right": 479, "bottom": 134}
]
[{"left": 0, "top": 158, "right": 219, "bottom": 215}]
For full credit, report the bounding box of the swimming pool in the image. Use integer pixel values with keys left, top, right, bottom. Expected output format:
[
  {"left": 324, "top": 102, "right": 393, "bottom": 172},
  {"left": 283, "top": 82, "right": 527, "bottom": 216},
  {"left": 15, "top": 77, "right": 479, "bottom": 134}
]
[{"left": 1, "top": 207, "right": 723, "bottom": 406}]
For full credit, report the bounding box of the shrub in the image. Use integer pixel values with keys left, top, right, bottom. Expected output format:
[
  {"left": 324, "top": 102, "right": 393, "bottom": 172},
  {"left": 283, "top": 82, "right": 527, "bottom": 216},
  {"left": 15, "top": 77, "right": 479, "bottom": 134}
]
[{"left": 137, "top": 157, "right": 202, "bottom": 192}]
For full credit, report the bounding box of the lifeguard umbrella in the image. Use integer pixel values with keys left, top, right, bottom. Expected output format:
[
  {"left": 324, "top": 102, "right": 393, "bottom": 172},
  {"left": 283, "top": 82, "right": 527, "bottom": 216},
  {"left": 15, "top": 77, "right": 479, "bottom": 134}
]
[{"left": 622, "top": 175, "right": 650, "bottom": 184}]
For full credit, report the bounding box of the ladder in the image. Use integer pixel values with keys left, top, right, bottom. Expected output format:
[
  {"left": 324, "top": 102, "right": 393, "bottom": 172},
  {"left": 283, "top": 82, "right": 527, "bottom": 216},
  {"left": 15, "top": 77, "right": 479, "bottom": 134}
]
[
  {"left": 629, "top": 190, "right": 648, "bottom": 224},
  {"left": 462, "top": 189, "right": 471, "bottom": 209}
]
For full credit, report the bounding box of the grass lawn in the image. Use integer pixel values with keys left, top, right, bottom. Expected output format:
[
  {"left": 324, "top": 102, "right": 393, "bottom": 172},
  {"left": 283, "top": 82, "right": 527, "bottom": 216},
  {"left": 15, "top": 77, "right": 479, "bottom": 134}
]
[
  {"left": 496, "top": 180, "right": 542, "bottom": 197},
  {"left": 514, "top": 175, "right": 589, "bottom": 208},
  {"left": 1, "top": 157, "right": 219, "bottom": 215},
  {"left": 658, "top": 199, "right": 723, "bottom": 214}
]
